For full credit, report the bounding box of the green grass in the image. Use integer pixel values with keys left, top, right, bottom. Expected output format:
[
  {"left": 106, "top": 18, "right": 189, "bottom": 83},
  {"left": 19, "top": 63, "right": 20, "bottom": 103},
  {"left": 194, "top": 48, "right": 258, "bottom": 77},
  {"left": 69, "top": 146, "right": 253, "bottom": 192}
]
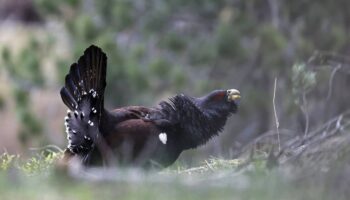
[
  {"left": 0, "top": 150, "right": 348, "bottom": 200},
  {"left": 0, "top": 150, "right": 60, "bottom": 175}
]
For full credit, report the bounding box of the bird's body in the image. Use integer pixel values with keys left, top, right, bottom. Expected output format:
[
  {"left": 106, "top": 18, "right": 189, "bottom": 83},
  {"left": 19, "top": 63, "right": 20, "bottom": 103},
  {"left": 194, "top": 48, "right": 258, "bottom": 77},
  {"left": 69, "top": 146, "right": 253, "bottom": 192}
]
[{"left": 60, "top": 45, "right": 240, "bottom": 168}]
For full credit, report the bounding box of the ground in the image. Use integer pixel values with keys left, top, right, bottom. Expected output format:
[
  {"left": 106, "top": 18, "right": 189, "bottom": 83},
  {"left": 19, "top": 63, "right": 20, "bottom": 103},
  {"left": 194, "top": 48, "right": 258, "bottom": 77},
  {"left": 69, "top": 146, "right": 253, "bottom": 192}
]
[{"left": 1, "top": 126, "right": 350, "bottom": 200}]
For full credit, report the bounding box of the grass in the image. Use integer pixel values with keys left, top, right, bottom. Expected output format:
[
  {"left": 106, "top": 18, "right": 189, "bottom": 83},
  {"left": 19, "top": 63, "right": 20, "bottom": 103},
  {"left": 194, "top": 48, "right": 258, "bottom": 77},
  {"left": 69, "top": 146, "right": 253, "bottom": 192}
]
[
  {"left": 0, "top": 148, "right": 349, "bottom": 200},
  {"left": 1, "top": 115, "right": 350, "bottom": 200},
  {"left": 0, "top": 150, "right": 60, "bottom": 175},
  {"left": 1, "top": 112, "right": 350, "bottom": 200}
]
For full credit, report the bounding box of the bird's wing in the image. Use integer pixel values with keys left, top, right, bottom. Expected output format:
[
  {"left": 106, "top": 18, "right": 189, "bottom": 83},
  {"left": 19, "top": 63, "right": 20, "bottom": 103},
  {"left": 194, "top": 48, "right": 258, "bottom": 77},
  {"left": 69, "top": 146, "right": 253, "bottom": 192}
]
[{"left": 111, "top": 106, "right": 156, "bottom": 121}]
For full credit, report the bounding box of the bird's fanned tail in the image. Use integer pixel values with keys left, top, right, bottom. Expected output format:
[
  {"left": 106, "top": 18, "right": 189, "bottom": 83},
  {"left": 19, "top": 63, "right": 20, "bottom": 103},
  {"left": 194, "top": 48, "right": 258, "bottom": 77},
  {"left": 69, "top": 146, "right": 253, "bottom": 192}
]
[{"left": 60, "top": 45, "right": 107, "bottom": 155}]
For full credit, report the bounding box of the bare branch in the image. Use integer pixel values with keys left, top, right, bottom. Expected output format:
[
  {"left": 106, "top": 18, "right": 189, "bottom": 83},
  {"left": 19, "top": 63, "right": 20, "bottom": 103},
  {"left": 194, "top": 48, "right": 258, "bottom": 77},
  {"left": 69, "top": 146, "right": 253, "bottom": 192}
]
[
  {"left": 273, "top": 77, "right": 281, "bottom": 151},
  {"left": 327, "top": 64, "right": 342, "bottom": 101}
]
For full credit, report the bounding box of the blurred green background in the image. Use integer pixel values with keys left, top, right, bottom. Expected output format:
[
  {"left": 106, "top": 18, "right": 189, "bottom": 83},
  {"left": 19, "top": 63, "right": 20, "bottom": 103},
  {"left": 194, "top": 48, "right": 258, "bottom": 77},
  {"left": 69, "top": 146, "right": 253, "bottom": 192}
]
[{"left": 0, "top": 0, "right": 349, "bottom": 166}]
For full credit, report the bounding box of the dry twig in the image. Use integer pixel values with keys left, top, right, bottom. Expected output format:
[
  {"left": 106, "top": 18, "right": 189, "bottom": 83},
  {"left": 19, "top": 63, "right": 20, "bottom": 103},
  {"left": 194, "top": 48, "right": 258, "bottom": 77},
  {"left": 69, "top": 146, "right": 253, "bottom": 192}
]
[{"left": 273, "top": 77, "right": 281, "bottom": 151}]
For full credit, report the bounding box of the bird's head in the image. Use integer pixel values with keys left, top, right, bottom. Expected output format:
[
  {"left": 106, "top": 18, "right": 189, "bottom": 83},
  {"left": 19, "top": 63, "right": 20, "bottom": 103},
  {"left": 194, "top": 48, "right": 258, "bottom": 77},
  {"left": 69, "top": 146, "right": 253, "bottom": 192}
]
[
  {"left": 168, "top": 88, "right": 240, "bottom": 148},
  {"left": 197, "top": 88, "right": 241, "bottom": 114}
]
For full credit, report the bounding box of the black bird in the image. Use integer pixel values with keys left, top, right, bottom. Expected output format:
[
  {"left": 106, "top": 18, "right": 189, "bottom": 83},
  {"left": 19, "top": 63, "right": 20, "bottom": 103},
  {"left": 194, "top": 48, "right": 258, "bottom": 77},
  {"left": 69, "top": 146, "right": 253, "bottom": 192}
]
[{"left": 60, "top": 45, "right": 241, "bottom": 168}]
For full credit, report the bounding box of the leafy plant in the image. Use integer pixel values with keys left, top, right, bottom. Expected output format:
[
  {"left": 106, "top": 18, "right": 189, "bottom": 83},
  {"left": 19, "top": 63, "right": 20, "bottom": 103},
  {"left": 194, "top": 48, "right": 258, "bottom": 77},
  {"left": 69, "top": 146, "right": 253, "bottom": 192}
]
[
  {"left": 0, "top": 150, "right": 61, "bottom": 175},
  {"left": 0, "top": 153, "right": 17, "bottom": 171},
  {"left": 292, "top": 63, "right": 316, "bottom": 104}
]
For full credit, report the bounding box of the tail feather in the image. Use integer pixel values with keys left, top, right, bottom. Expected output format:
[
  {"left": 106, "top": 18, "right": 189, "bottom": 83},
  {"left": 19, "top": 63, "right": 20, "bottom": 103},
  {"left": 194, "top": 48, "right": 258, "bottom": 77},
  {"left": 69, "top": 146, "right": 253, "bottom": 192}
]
[{"left": 60, "top": 45, "right": 107, "bottom": 155}]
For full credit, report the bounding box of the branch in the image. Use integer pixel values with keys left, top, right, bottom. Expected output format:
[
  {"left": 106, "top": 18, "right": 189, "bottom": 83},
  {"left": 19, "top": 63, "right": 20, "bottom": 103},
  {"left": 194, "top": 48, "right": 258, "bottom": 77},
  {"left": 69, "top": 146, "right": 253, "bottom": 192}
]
[{"left": 273, "top": 77, "right": 281, "bottom": 151}]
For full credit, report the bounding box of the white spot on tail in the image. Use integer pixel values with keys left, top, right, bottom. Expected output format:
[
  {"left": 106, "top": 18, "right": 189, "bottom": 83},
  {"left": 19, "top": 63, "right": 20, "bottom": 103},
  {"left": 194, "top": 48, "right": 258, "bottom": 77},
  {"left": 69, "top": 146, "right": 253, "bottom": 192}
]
[
  {"left": 88, "top": 120, "right": 94, "bottom": 126},
  {"left": 159, "top": 133, "right": 167, "bottom": 144},
  {"left": 89, "top": 89, "right": 97, "bottom": 98},
  {"left": 92, "top": 107, "right": 97, "bottom": 113}
]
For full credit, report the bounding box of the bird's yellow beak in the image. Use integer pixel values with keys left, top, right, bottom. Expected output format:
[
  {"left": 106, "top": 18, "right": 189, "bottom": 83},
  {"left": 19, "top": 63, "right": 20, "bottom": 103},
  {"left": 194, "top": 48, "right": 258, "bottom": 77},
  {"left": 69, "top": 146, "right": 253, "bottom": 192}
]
[{"left": 227, "top": 89, "right": 241, "bottom": 102}]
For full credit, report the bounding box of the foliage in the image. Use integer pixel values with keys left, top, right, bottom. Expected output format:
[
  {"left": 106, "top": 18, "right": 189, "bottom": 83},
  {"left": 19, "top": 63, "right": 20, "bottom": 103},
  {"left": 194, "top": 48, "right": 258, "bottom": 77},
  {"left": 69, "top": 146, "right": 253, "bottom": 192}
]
[
  {"left": 0, "top": 150, "right": 61, "bottom": 175},
  {"left": 1, "top": 40, "right": 46, "bottom": 146},
  {"left": 20, "top": 151, "right": 60, "bottom": 175},
  {"left": 0, "top": 153, "right": 17, "bottom": 171},
  {"left": 291, "top": 63, "right": 316, "bottom": 103}
]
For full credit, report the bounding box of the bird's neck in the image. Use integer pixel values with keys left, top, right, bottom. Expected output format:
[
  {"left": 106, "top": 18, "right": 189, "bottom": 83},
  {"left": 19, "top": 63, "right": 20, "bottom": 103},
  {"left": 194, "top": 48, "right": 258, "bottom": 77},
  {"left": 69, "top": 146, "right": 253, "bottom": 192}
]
[
  {"left": 196, "top": 98, "right": 231, "bottom": 137},
  {"left": 170, "top": 95, "right": 230, "bottom": 150},
  {"left": 196, "top": 94, "right": 232, "bottom": 129}
]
